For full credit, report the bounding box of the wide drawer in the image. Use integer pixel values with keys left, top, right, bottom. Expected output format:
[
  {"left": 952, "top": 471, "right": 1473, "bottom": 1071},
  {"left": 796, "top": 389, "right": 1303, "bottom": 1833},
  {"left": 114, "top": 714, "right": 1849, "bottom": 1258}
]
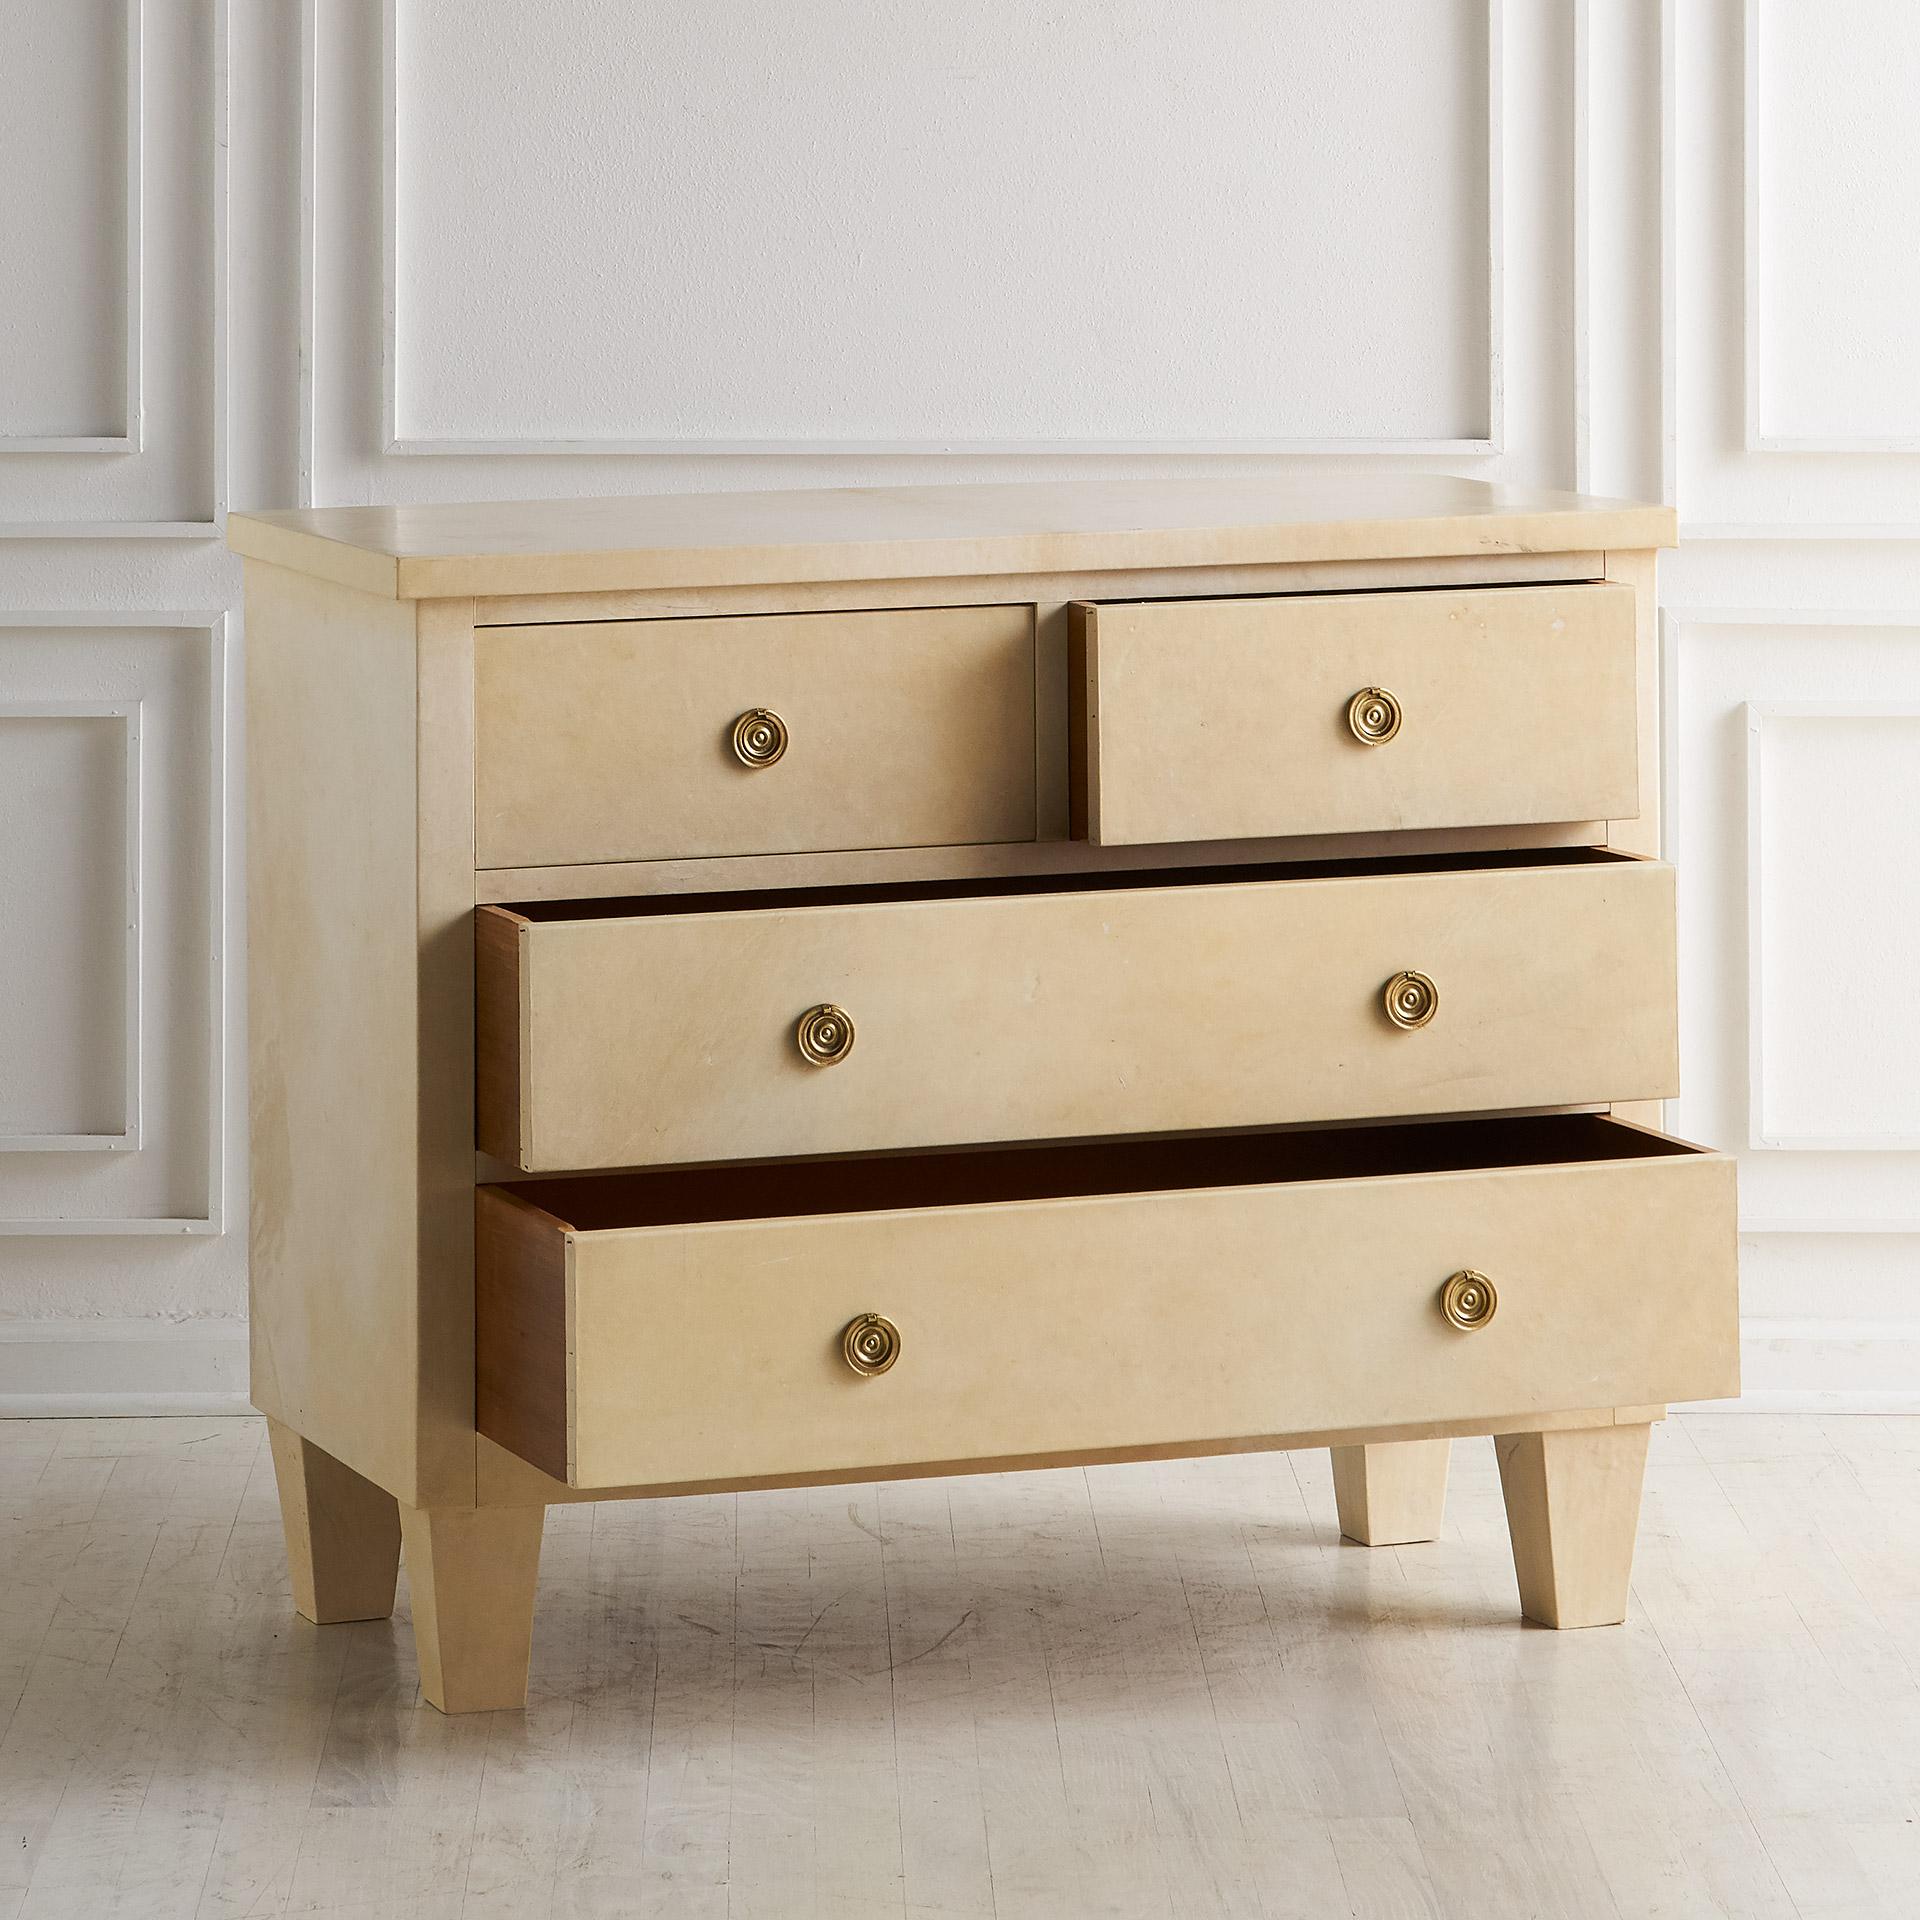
[
  {"left": 476, "top": 849, "right": 1678, "bottom": 1172},
  {"left": 474, "top": 605, "right": 1037, "bottom": 869},
  {"left": 475, "top": 1115, "right": 1739, "bottom": 1491},
  {"left": 1073, "top": 583, "right": 1638, "bottom": 845}
]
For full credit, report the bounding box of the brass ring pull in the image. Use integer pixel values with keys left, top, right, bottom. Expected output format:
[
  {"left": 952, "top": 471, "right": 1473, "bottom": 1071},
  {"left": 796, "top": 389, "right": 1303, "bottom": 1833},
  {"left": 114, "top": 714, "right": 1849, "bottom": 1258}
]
[
  {"left": 841, "top": 1313, "right": 901, "bottom": 1376},
  {"left": 1382, "top": 969, "right": 1438, "bottom": 1030},
  {"left": 1347, "top": 686, "right": 1402, "bottom": 745},
  {"left": 730, "top": 708, "right": 789, "bottom": 768},
  {"left": 1440, "top": 1270, "right": 1498, "bottom": 1332},
  {"left": 796, "top": 1003, "right": 855, "bottom": 1066}
]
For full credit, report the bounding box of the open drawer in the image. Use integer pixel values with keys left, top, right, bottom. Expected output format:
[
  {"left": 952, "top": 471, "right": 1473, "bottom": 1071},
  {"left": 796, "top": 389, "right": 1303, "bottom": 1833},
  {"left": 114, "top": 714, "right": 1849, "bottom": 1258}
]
[
  {"left": 475, "top": 1114, "right": 1739, "bottom": 1491},
  {"left": 1072, "top": 582, "right": 1638, "bottom": 845},
  {"left": 476, "top": 848, "right": 1679, "bottom": 1171}
]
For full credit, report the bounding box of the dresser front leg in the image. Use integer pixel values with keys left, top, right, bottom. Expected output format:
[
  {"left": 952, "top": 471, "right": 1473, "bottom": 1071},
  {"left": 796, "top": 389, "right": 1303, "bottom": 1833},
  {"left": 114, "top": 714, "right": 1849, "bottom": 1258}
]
[
  {"left": 1329, "top": 1437, "right": 1451, "bottom": 1545},
  {"left": 1496, "top": 1422, "right": 1652, "bottom": 1628},
  {"left": 398, "top": 1502, "right": 545, "bottom": 1713},
  {"left": 267, "top": 1417, "right": 402, "bottom": 1624}
]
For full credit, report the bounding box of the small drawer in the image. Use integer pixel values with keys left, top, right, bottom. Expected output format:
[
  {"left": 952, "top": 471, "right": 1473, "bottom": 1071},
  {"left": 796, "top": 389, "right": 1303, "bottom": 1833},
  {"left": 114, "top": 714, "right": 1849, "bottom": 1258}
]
[
  {"left": 475, "top": 605, "right": 1037, "bottom": 869},
  {"left": 1072, "top": 583, "right": 1638, "bottom": 845},
  {"left": 475, "top": 1114, "right": 1739, "bottom": 1491},
  {"left": 475, "top": 848, "right": 1679, "bottom": 1172}
]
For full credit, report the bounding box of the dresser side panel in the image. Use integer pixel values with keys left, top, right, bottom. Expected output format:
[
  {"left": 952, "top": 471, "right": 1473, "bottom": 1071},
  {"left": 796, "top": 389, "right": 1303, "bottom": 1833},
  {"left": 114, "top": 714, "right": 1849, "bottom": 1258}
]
[
  {"left": 414, "top": 597, "right": 483, "bottom": 1503},
  {"left": 246, "top": 563, "right": 436, "bottom": 1505}
]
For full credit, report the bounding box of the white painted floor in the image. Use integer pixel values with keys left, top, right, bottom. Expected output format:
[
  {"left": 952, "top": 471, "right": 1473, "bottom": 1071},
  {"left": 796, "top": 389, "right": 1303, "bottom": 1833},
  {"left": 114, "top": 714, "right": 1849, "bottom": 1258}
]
[{"left": 3, "top": 1413, "right": 1918, "bottom": 1918}]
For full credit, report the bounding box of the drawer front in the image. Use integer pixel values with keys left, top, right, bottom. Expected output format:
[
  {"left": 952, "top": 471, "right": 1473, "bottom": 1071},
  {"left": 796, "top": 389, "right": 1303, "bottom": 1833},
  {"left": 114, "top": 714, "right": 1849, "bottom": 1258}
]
[
  {"left": 477, "top": 854, "right": 1678, "bottom": 1171},
  {"left": 475, "top": 606, "right": 1037, "bottom": 869},
  {"left": 1075, "top": 583, "right": 1638, "bottom": 845},
  {"left": 476, "top": 1120, "right": 1738, "bottom": 1490}
]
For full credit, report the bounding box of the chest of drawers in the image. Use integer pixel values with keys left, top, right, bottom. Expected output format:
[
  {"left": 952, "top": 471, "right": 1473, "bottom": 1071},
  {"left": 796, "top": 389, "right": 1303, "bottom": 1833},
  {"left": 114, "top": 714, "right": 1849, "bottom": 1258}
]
[{"left": 232, "top": 477, "right": 1737, "bottom": 1714}]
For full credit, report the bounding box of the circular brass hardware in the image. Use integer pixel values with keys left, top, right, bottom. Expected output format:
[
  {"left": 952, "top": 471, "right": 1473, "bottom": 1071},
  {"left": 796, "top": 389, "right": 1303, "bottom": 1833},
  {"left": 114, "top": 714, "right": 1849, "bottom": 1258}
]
[
  {"left": 842, "top": 1313, "right": 901, "bottom": 1376},
  {"left": 730, "top": 708, "right": 789, "bottom": 768},
  {"left": 1347, "top": 686, "right": 1403, "bottom": 745},
  {"left": 796, "top": 1003, "right": 855, "bottom": 1066},
  {"left": 1440, "top": 1270, "right": 1498, "bottom": 1332},
  {"left": 1382, "top": 969, "right": 1439, "bottom": 1030}
]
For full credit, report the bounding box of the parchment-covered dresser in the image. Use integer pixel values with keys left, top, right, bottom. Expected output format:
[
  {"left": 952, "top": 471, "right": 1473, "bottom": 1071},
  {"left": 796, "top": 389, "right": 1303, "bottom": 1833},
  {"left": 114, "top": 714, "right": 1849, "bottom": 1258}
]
[{"left": 231, "top": 478, "right": 1736, "bottom": 1711}]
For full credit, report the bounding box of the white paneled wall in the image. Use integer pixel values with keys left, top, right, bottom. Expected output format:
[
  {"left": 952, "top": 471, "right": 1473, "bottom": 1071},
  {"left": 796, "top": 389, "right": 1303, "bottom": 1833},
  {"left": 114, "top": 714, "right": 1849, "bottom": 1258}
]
[{"left": 0, "top": 0, "right": 1910, "bottom": 1410}]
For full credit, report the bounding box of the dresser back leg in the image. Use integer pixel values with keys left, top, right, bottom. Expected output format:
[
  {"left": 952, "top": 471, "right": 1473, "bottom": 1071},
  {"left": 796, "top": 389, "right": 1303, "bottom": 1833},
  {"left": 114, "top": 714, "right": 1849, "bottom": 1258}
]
[
  {"left": 267, "top": 1417, "right": 402, "bottom": 1624},
  {"left": 1329, "top": 1438, "right": 1452, "bottom": 1545},
  {"left": 1496, "top": 1422, "right": 1653, "bottom": 1628},
  {"left": 398, "top": 1502, "right": 546, "bottom": 1713}
]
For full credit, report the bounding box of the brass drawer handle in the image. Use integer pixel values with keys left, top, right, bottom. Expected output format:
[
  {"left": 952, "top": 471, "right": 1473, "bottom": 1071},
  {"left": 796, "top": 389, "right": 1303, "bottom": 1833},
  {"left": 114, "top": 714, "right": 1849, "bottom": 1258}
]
[
  {"left": 1382, "top": 969, "right": 1438, "bottom": 1029},
  {"left": 1440, "top": 1270, "right": 1498, "bottom": 1332},
  {"left": 796, "top": 1003, "right": 855, "bottom": 1066},
  {"left": 1347, "top": 686, "right": 1402, "bottom": 745},
  {"left": 730, "top": 708, "right": 789, "bottom": 767},
  {"left": 842, "top": 1313, "right": 901, "bottom": 1376}
]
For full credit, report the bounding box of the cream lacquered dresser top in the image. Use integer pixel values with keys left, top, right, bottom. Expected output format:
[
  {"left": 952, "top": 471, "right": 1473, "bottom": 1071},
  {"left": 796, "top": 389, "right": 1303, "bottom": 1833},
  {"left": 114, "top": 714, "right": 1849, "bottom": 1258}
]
[{"left": 229, "top": 474, "right": 1676, "bottom": 601}]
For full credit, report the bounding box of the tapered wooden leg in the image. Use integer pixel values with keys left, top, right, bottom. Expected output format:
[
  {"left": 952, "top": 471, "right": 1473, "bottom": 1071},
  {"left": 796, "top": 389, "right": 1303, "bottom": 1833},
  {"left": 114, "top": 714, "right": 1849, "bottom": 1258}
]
[
  {"left": 267, "top": 1417, "right": 402, "bottom": 1624},
  {"left": 1330, "top": 1438, "right": 1451, "bottom": 1545},
  {"left": 398, "top": 1502, "right": 545, "bottom": 1713},
  {"left": 1496, "top": 1422, "right": 1652, "bottom": 1628}
]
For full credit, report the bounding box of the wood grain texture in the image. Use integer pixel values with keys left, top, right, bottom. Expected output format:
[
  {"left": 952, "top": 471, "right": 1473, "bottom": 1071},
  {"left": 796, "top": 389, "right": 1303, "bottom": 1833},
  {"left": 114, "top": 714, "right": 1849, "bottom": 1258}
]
[
  {"left": 245, "top": 564, "right": 426, "bottom": 1502},
  {"left": 468, "top": 548, "right": 1605, "bottom": 629},
  {"left": 1605, "top": 546, "right": 1662, "bottom": 859},
  {"left": 412, "top": 597, "right": 484, "bottom": 1507},
  {"left": 474, "top": 1117, "right": 1738, "bottom": 1492},
  {"left": 265, "top": 1417, "right": 400, "bottom": 1623},
  {"left": 227, "top": 476, "right": 1677, "bottom": 600},
  {"left": 475, "top": 812, "right": 1615, "bottom": 906},
  {"left": 397, "top": 1500, "right": 545, "bottom": 1713},
  {"left": 474, "top": 1401, "right": 1669, "bottom": 1509},
  {"left": 1497, "top": 1420, "right": 1654, "bottom": 1628},
  {"left": 492, "top": 851, "right": 1681, "bottom": 1171},
  {"left": 473, "top": 1185, "right": 571, "bottom": 1484},
  {"left": 1330, "top": 1437, "right": 1453, "bottom": 1546},
  {"left": 1078, "top": 583, "right": 1639, "bottom": 845},
  {"left": 245, "top": 566, "right": 480, "bottom": 1512},
  {"left": 475, "top": 604, "right": 1037, "bottom": 868}
]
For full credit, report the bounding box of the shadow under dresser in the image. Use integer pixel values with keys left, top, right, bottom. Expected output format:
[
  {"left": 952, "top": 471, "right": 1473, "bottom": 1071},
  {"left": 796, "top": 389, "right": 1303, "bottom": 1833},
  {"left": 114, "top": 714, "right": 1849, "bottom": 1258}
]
[{"left": 232, "top": 476, "right": 1735, "bottom": 1712}]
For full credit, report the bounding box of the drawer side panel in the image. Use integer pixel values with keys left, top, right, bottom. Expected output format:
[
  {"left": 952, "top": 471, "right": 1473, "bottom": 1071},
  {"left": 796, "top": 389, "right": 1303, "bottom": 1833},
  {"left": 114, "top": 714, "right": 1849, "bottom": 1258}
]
[
  {"left": 475, "top": 1186, "right": 571, "bottom": 1482},
  {"left": 475, "top": 907, "right": 526, "bottom": 1162}
]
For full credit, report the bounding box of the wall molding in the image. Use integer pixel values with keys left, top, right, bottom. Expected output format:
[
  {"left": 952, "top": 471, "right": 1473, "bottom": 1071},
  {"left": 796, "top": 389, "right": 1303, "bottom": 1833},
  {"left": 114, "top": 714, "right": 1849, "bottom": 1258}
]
[
  {"left": 0, "top": 615, "right": 229, "bottom": 1236},
  {"left": 363, "top": 0, "right": 1508, "bottom": 460},
  {"left": 1745, "top": 694, "right": 1920, "bottom": 1150},
  {"left": 0, "top": 0, "right": 143, "bottom": 454},
  {"left": 0, "top": 1317, "right": 248, "bottom": 1417},
  {"left": 1742, "top": 0, "right": 1920, "bottom": 454},
  {"left": 1665, "top": 0, "right": 1920, "bottom": 538},
  {"left": 0, "top": 0, "right": 227, "bottom": 539},
  {"left": 0, "top": 702, "right": 143, "bottom": 1152},
  {"left": 1660, "top": 610, "right": 1920, "bottom": 1240}
]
